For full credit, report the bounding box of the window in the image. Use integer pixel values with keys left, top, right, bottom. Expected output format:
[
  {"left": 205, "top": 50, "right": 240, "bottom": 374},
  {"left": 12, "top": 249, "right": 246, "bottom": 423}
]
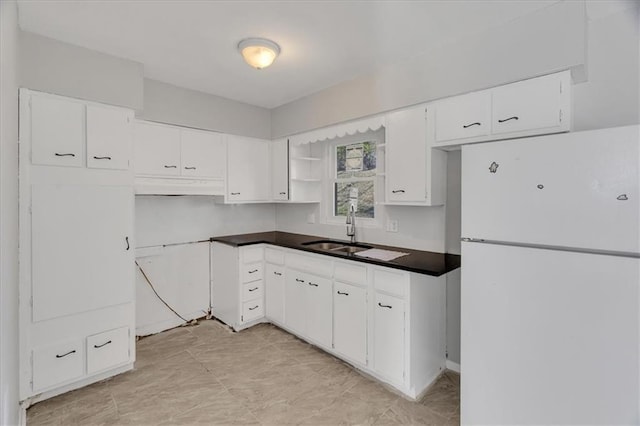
[{"left": 333, "top": 140, "right": 377, "bottom": 219}]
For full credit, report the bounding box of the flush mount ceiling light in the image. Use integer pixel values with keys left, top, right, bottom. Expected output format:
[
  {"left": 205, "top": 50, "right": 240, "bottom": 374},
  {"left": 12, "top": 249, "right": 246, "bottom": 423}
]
[{"left": 238, "top": 38, "right": 280, "bottom": 70}]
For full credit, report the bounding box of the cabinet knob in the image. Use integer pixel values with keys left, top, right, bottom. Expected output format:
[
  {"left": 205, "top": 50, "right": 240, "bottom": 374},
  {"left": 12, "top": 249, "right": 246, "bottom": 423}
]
[
  {"left": 93, "top": 340, "right": 112, "bottom": 349},
  {"left": 54, "top": 153, "right": 75, "bottom": 157},
  {"left": 337, "top": 291, "right": 349, "bottom": 296},
  {"left": 55, "top": 350, "right": 76, "bottom": 358},
  {"left": 462, "top": 122, "right": 481, "bottom": 128},
  {"left": 93, "top": 156, "right": 112, "bottom": 160},
  {"left": 392, "top": 189, "right": 405, "bottom": 194},
  {"left": 497, "top": 116, "right": 519, "bottom": 123},
  {"left": 125, "top": 236, "right": 130, "bottom": 251},
  {"left": 378, "top": 302, "right": 392, "bottom": 309}
]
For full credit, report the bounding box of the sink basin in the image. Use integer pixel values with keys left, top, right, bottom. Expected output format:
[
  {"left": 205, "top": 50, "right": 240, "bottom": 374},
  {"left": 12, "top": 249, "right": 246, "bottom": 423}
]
[{"left": 302, "top": 240, "right": 373, "bottom": 254}]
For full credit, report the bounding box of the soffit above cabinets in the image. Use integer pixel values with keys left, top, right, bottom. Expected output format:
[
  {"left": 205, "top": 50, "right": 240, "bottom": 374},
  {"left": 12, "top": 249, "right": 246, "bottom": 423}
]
[{"left": 17, "top": 0, "right": 560, "bottom": 109}]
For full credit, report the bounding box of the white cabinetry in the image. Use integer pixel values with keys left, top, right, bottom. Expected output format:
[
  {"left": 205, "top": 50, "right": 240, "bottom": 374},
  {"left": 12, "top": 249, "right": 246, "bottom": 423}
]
[
  {"left": 373, "top": 292, "right": 405, "bottom": 384},
  {"left": 433, "top": 71, "right": 571, "bottom": 149},
  {"left": 271, "top": 138, "right": 289, "bottom": 201},
  {"left": 226, "top": 135, "right": 271, "bottom": 202},
  {"left": 333, "top": 281, "right": 367, "bottom": 365},
  {"left": 385, "top": 105, "right": 447, "bottom": 205},
  {"left": 288, "top": 142, "right": 323, "bottom": 203},
  {"left": 133, "top": 120, "right": 226, "bottom": 195},
  {"left": 210, "top": 243, "right": 266, "bottom": 330},
  {"left": 265, "top": 247, "right": 286, "bottom": 325},
  {"left": 19, "top": 89, "right": 135, "bottom": 402}
]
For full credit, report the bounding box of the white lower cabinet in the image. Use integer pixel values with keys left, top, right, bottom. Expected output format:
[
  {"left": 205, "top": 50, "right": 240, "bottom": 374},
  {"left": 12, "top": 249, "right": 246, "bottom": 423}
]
[
  {"left": 305, "top": 274, "right": 332, "bottom": 349},
  {"left": 32, "top": 339, "right": 84, "bottom": 392},
  {"left": 265, "top": 263, "right": 285, "bottom": 324},
  {"left": 333, "top": 282, "right": 367, "bottom": 365},
  {"left": 373, "top": 292, "right": 405, "bottom": 384},
  {"left": 284, "top": 270, "right": 309, "bottom": 336}
]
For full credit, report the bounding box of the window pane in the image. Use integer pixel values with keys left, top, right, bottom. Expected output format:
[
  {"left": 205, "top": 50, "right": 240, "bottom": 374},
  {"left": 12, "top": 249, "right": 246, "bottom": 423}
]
[
  {"left": 336, "top": 141, "right": 376, "bottom": 179},
  {"left": 334, "top": 181, "right": 375, "bottom": 219}
]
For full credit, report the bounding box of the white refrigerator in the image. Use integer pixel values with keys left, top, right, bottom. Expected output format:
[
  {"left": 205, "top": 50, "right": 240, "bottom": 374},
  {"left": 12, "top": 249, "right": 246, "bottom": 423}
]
[{"left": 460, "top": 125, "right": 639, "bottom": 425}]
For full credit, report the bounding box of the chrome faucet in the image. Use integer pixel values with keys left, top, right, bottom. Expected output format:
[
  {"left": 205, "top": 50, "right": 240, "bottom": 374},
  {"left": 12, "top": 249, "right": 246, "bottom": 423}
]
[{"left": 346, "top": 204, "right": 356, "bottom": 243}]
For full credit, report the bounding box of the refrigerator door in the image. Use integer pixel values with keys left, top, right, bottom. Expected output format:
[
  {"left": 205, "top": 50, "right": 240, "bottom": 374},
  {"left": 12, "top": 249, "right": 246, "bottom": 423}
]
[
  {"left": 462, "top": 125, "right": 639, "bottom": 254},
  {"left": 461, "top": 241, "right": 639, "bottom": 425}
]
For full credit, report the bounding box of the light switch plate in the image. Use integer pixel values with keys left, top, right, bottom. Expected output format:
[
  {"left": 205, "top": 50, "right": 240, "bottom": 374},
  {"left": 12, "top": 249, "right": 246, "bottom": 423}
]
[
  {"left": 386, "top": 219, "right": 398, "bottom": 232},
  {"left": 307, "top": 213, "right": 316, "bottom": 224}
]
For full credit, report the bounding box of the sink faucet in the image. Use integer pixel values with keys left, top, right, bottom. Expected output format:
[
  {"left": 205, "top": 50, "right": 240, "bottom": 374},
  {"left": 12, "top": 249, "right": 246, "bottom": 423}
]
[{"left": 346, "top": 204, "right": 356, "bottom": 243}]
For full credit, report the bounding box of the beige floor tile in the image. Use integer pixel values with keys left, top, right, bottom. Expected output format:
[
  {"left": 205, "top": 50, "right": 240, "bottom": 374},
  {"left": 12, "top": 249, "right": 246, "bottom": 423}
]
[{"left": 27, "top": 319, "right": 460, "bottom": 425}]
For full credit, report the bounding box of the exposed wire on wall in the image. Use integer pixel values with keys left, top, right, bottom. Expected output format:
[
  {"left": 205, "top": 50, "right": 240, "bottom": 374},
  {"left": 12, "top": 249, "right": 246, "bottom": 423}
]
[{"left": 135, "top": 260, "right": 198, "bottom": 327}]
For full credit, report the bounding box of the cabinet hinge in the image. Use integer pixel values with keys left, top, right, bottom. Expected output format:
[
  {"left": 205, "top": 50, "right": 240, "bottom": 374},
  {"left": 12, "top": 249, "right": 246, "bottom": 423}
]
[
  {"left": 28, "top": 98, "right": 32, "bottom": 109},
  {"left": 29, "top": 296, "right": 33, "bottom": 308},
  {"left": 559, "top": 109, "right": 563, "bottom": 123},
  {"left": 241, "top": 315, "right": 244, "bottom": 322},
  {"left": 560, "top": 80, "right": 563, "bottom": 93}
]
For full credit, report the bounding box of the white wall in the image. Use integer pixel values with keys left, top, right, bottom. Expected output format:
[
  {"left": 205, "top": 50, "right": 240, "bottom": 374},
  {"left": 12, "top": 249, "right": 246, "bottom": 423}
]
[
  {"left": 18, "top": 31, "right": 144, "bottom": 111},
  {"left": 0, "top": 1, "right": 21, "bottom": 424},
  {"left": 141, "top": 79, "right": 271, "bottom": 139}
]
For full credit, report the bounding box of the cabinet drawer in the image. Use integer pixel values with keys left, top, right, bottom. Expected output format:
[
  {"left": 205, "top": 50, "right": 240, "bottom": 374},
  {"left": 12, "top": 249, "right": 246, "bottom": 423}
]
[
  {"left": 242, "top": 299, "right": 264, "bottom": 323},
  {"left": 87, "top": 327, "right": 130, "bottom": 375},
  {"left": 287, "top": 252, "right": 332, "bottom": 277},
  {"left": 242, "top": 280, "right": 264, "bottom": 301},
  {"left": 373, "top": 268, "right": 408, "bottom": 298},
  {"left": 435, "top": 91, "right": 491, "bottom": 142},
  {"left": 334, "top": 261, "right": 367, "bottom": 286},
  {"left": 242, "top": 262, "right": 263, "bottom": 283},
  {"left": 265, "top": 247, "right": 285, "bottom": 265},
  {"left": 33, "top": 339, "right": 84, "bottom": 391},
  {"left": 241, "top": 246, "right": 264, "bottom": 264}
]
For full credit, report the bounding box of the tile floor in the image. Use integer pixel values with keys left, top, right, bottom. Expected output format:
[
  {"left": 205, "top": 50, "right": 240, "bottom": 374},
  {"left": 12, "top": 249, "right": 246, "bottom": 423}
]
[{"left": 27, "top": 320, "right": 460, "bottom": 425}]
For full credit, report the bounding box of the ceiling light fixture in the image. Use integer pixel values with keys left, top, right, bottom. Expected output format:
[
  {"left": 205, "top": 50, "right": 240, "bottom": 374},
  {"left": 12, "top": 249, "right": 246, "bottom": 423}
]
[{"left": 238, "top": 38, "right": 280, "bottom": 70}]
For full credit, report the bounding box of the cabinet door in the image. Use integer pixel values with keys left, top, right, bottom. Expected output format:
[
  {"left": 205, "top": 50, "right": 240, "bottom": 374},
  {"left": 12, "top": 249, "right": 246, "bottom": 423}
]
[
  {"left": 373, "top": 292, "right": 405, "bottom": 384},
  {"left": 133, "top": 122, "right": 181, "bottom": 176},
  {"left": 435, "top": 91, "right": 491, "bottom": 143},
  {"left": 31, "top": 94, "right": 84, "bottom": 168},
  {"left": 180, "top": 129, "right": 226, "bottom": 178},
  {"left": 86, "top": 105, "right": 133, "bottom": 170},
  {"left": 385, "top": 106, "right": 426, "bottom": 202},
  {"left": 227, "top": 135, "right": 270, "bottom": 202},
  {"left": 32, "top": 339, "right": 84, "bottom": 391},
  {"left": 284, "top": 270, "right": 307, "bottom": 335},
  {"left": 271, "top": 138, "right": 289, "bottom": 200},
  {"left": 31, "top": 184, "right": 134, "bottom": 322},
  {"left": 492, "top": 72, "right": 565, "bottom": 136},
  {"left": 462, "top": 126, "right": 639, "bottom": 254},
  {"left": 305, "top": 274, "right": 332, "bottom": 349},
  {"left": 334, "top": 282, "right": 367, "bottom": 365},
  {"left": 265, "top": 263, "right": 285, "bottom": 324}
]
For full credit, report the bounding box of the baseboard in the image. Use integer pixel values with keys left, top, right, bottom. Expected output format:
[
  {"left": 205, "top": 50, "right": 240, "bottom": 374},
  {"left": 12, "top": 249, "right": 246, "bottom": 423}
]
[
  {"left": 136, "top": 310, "right": 207, "bottom": 336},
  {"left": 445, "top": 360, "right": 461, "bottom": 373}
]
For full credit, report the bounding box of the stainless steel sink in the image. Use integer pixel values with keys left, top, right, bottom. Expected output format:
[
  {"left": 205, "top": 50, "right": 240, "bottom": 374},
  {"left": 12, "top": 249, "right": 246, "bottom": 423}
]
[{"left": 302, "top": 240, "right": 372, "bottom": 254}]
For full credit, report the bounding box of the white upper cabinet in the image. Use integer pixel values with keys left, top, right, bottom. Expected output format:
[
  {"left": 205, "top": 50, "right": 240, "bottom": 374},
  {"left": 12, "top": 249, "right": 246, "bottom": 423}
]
[
  {"left": 133, "top": 121, "right": 181, "bottom": 176},
  {"left": 385, "top": 105, "right": 447, "bottom": 205},
  {"left": 30, "top": 94, "right": 85, "bottom": 168},
  {"left": 180, "top": 128, "right": 226, "bottom": 178},
  {"left": 271, "top": 138, "right": 289, "bottom": 201},
  {"left": 86, "top": 105, "right": 133, "bottom": 170},
  {"left": 491, "top": 71, "right": 568, "bottom": 136},
  {"left": 433, "top": 70, "right": 571, "bottom": 149},
  {"left": 435, "top": 91, "right": 491, "bottom": 143},
  {"left": 226, "top": 135, "right": 270, "bottom": 202}
]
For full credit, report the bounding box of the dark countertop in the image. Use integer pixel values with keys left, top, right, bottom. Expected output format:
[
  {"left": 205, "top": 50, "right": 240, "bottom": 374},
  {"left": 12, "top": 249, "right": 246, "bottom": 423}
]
[{"left": 211, "top": 231, "right": 460, "bottom": 277}]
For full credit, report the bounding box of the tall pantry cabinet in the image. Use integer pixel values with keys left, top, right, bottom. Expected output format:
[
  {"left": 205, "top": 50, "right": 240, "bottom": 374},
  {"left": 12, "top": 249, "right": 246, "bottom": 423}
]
[{"left": 18, "top": 90, "right": 136, "bottom": 403}]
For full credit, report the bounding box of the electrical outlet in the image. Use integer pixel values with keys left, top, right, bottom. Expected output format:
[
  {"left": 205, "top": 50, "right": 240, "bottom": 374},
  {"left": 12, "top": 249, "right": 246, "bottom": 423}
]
[
  {"left": 307, "top": 213, "right": 316, "bottom": 224},
  {"left": 386, "top": 219, "right": 398, "bottom": 232}
]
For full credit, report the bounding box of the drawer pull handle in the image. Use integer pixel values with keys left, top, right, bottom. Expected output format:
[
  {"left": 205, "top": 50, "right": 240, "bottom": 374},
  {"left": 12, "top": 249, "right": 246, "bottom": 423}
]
[
  {"left": 55, "top": 350, "right": 76, "bottom": 358},
  {"left": 273, "top": 272, "right": 282, "bottom": 276},
  {"left": 231, "top": 192, "right": 241, "bottom": 195},
  {"left": 337, "top": 291, "right": 349, "bottom": 296},
  {"left": 378, "top": 302, "right": 393, "bottom": 309},
  {"left": 248, "top": 305, "right": 259, "bottom": 311},
  {"left": 248, "top": 287, "right": 259, "bottom": 292},
  {"left": 295, "top": 278, "right": 305, "bottom": 283},
  {"left": 94, "top": 340, "right": 112, "bottom": 349},
  {"left": 184, "top": 166, "right": 196, "bottom": 170},
  {"left": 125, "top": 236, "right": 130, "bottom": 251},
  {"left": 248, "top": 269, "right": 258, "bottom": 274},
  {"left": 93, "top": 156, "right": 112, "bottom": 160},
  {"left": 497, "top": 116, "right": 519, "bottom": 123},
  {"left": 462, "top": 122, "right": 481, "bottom": 128},
  {"left": 308, "top": 282, "right": 318, "bottom": 287},
  {"left": 617, "top": 194, "right": 629, "bottom": 201},
  {"left": 164, "top": 165, "right": 177, "bottom": 168},
  {"left": 392, "top": 189, "right": 405, "bottom": 194},
  {"left": 55, "top": 153, "right": 75, "bottom": 157},
  {"left": 279, "top": 192, "right": 286, "bottom": 195}
]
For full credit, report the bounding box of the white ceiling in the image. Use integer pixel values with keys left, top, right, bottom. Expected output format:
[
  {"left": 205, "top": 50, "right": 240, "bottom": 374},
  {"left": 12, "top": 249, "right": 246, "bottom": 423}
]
[{"left": 17, "top": 0, "right": 564, "bottom": 109}]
